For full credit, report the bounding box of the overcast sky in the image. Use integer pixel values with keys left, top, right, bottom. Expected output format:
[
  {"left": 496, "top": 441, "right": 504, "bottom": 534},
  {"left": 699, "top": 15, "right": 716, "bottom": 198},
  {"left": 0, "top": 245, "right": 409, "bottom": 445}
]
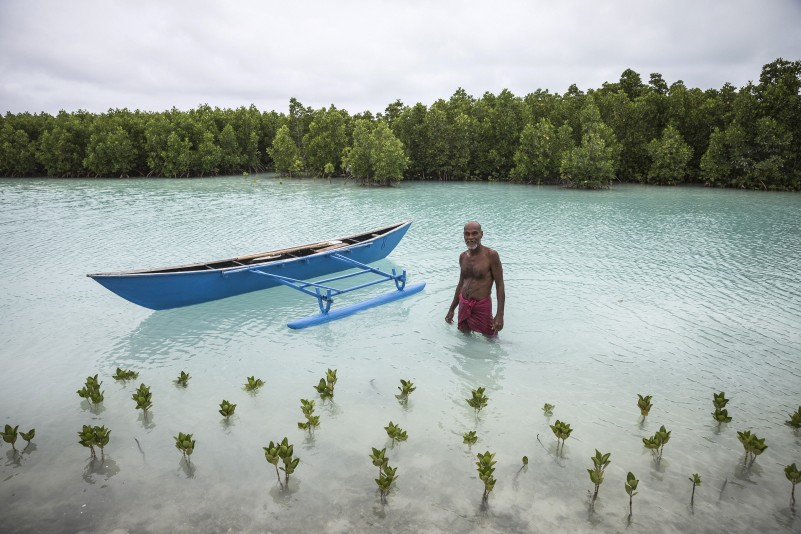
[{"left": 1, "top": 0, "right": 799, "bottom": 116}]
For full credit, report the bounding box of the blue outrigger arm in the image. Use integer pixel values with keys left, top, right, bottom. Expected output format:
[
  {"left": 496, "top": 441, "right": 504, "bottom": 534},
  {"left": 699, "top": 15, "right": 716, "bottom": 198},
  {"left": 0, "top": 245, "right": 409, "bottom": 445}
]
[{"left": 248, "top": 253, "right": 425, "bottom": 329}]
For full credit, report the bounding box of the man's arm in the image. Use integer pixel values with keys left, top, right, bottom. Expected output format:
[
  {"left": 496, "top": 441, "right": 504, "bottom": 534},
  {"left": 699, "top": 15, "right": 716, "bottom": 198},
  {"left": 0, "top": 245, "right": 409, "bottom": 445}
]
[
  {"left": 490, "top": 250, "right": 504, "bottom": 332},
  {"left": 445, "top": 255, "right": 465, "bottom": 324}
]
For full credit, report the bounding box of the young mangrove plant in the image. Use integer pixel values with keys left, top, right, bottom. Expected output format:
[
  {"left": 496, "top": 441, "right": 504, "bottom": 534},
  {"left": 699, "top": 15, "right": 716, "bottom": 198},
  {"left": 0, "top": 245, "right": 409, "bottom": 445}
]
[
  {"left": 384, "top": 421, "right": 408, "bottom": 447},
  {"left": 785, "top": 463, "right": 800, "bottom": 503},
  {"left": 397, "top": 379, "right": 416, "bottom": 404},
  {"left": 314, "top": 368, "right": 337, "bottom": 400},
  {"left": 297, "top": 398, "right": 320, "bottom": 433},
  {"left": 587, "top": 449, "right": 611, "bottom": 503},
  {"left": 637, "top": 394, "right": 653, "bottom": 417},
  {"left": 522, "top": 456, "right": 529, "bottom": 466},
  {"left": 786, "top": 406, "right": 801, "bottom": 430},
  {"left": 463, "top": 430, "right": 478, "bottom": 446},
  {"left": 77, "top": 374, "right": 104, "bottom": 409},
  {"left": 689, "top": 473, "right": 701, "bottom": 505},
  {"left": 176, "top": 371, "right": 191, "bottom": 387},
  {"left": 112, "top": 367, "right": 138, "bottom": 381},
  {"left": 542, "top": 403, "right": 555, "bottom": 416},
  {"left": 712, "top": 391, "right": 732, "bottom": 424},
  {"left": 218, "top": 399, "right": 237, "bottom": 419},
  {"left": 174, "top": 432, "right": 196, "bottom": 463},
  {"left": 20, "top": 428, "right": 35, "bottom": 449},
  {"left": 370, "top": 447, "right": 389, "bottom": 477},
  {"left": 93, "top": 426, "right": 111, "bottom": 458},
  {"left": 264, "top": 438, "right": 300, "bottom": 488},
  {"left": 375, "top": 463, "right": 398, "bottom": 502},
  {"left": 476, "top": 451, "right": 497, "bottom": 502},
  {"left": 625, "top": 471, "right": 639, "bottom": 516},
  {"left": 642, "top": 425, "right": 671, "bottom": 462},
  {"left": 78, "top": 425, "right": 97, "bottom": 459},
  {"left": 2, "top": 424, "right": 19, "bottom": 451},
  {"left": 737, "top": 430, "right": 767, "bottom": 466},
  {"left": 550, "top": 419, "right": 573, "bottom": 455},
  {"left": 466, "top": 387, "right": 489, "bottom": 414},
  {"left": 244, "top": 376, "right": 265, "bottom": 392},
  {"left": 132, "top": 383, "right": 153, "bottom": 415}
]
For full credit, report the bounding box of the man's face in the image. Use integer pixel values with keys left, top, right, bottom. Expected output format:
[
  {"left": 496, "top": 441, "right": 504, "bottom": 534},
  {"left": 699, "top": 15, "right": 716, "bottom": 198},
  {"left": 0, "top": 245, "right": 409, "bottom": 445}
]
[{"left": 464, "top": 224, "right": 483, "bottom": 250}]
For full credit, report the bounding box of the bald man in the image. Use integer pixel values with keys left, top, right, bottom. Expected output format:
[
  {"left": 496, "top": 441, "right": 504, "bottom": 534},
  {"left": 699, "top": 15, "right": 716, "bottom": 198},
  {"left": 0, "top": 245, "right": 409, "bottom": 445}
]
[{"left": 445, "top": 221, "right": 505, "bottom": 336}]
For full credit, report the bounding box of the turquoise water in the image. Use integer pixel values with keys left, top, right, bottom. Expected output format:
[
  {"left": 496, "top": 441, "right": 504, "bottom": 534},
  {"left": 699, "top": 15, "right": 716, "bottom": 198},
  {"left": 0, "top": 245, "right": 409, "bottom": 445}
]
[{"left": 0, "top": 176, "right": 799, "bottom": 533}]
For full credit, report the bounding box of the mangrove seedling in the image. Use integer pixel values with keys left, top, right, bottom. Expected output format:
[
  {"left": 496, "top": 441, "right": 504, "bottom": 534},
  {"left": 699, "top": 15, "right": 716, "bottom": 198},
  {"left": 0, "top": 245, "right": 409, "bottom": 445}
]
[
  {"left": 588, "top": 450, "right": 611, "bottom": 503},
  {"left": 689, "top": 473, "right": 701, "bottom": 505},
  {"left": 263, "top": 441, "right": 282, "bottom": 486},
  {"left": 112, "top": 367, "right": 138, "bottom": 381},
  {"left": 476, "top": 451, "right": 497, "bottom": 502},
  {"left": 625, "top": 471, "right": 639, "bottom": 516},
  {"left": 132, "top": 383, "right": 153, "bottom": 415},
  {"left": 77, "top": 374, "right": 104, "bottom": 409},
  {"left": 297, "top": 398, "right": 320, "bottom": 433},
  {"left": 542, "top": 403, "right": 555, "bottom": 416},
  {"left": 244, "top": 376, "right": 265, "bottom": 391},
  {"left": 397, "top": 379, "right": 416, "bottom": 403},
  {"left": 314, "top": 368, "right": 337, "bottom": 400},
  {"left": 218, "top": 399, "right": 237, "bottom": 419},
  {"left": 786, "top": 406, "right": 801, "bottom": 430},
  {"left": 20, "top": 428, "right": 35, "bottom": 448},
  {"left": 375, "top": 463, "right": 398, "bottom": 502},
  {"left": 642, "top": 425, "right": 671, "bottom": 462},
  {"left": 463, "top": 430, "right": 478, "bottom": 446},
  {"left": 384, "top": 421, "right": 408, "bottom": 446},
  {"left": 370, "top": 447, "right": 389, "bottom": 477},
  {"left": 522, "top": 456, "right": 529, "bottom": 466},
  {"left": 176, "top": 371, "right": 191, "bottom": 387},
  {"left": 93, "top": 426, "right": 111, "bottom": 458},
  {"left": 737, "top": 430, "right": 767, "bottom": 466},
  {"left": 2, "top": 424, "right": 19, "bottom": 451},
  {"left": 785, "top": 463, "right": 800, "bottom": 503},
  {"left": 712, "top": 407, "right": 732, "bottom": 425},
  {"left": 78, "top": 425, "right": 97, "bottom": 459},
  {"left": 466, "top": 387, "right": 489, "bottom": 414},
  {"left": 637, "top": 394, "right": 653, "bottom": 417},
  {"left": 276, "top": 437, "right": 299, "bottom": 487},
  {"left": 550, "top": 419, "right": 573, "bottom": 455},
  {"left": 174, "top": 432, "right": 195, "bottom": 463}
]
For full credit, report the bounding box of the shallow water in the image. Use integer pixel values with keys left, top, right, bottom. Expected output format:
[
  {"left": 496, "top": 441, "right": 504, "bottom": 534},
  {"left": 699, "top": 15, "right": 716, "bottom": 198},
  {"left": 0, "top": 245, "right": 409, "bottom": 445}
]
[{"left": 0, "top": 176, "right": 799, "bottom": 533}]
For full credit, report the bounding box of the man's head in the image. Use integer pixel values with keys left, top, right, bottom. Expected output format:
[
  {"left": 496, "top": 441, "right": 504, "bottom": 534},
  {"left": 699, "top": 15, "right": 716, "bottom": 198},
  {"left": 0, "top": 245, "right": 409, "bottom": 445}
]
[{"left": 463, "top": 221, "right": 483, "bottom": 251}]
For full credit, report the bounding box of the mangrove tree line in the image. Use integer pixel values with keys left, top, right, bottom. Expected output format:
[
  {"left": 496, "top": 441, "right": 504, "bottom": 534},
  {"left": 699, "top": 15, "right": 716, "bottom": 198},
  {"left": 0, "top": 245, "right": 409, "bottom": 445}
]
[{"left": 0, "top": 58, "right": 799, "bottom": 190}]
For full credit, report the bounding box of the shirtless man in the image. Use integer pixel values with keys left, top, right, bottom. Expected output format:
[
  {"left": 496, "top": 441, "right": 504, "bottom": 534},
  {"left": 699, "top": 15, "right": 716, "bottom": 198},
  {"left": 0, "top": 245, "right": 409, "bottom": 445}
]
[{"left": 445, "top": 221, "right": 505, "bottom": 336}]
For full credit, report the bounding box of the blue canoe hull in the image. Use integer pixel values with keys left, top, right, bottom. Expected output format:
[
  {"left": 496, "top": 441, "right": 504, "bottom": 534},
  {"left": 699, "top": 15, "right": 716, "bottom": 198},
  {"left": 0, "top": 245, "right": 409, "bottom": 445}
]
[{"left": 88, "top": 221, "right": 412, "bottom": 310}]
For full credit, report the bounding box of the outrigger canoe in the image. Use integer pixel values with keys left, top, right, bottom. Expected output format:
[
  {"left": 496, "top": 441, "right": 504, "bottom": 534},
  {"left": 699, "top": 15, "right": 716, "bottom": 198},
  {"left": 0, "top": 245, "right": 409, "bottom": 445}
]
[{"left": 88, "top": 221, "right": 425, "bottom": 328}]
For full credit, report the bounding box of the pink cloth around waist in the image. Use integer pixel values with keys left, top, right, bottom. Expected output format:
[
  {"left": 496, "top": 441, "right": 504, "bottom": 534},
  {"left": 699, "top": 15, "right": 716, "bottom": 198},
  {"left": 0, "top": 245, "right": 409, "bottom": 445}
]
[{"left": 458, "top": 294, "right": 495, "bottom": 336}]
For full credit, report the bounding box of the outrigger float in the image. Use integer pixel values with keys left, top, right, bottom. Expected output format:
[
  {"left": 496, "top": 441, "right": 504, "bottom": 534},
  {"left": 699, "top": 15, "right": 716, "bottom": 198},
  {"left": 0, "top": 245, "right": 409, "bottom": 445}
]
[{"left": 88, "top": 221, "right": 425, "bottom": 328}]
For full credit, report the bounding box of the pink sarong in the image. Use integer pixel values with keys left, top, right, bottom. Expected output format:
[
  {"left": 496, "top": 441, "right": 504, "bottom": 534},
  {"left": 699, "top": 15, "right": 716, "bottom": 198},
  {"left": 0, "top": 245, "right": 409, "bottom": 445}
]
[{"left": 458, "top": 294, "right": 496, "bottom": 336}]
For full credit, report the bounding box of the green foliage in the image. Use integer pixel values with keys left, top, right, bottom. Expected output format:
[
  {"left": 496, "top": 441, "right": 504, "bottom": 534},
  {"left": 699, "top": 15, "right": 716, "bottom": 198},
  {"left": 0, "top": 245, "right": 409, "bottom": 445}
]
[
  {"left": 2, "top": 424, "right": 19, "bottom": 451},
  {"left": 642, "top": 425, "right": 671, "bottom": 461},
  {"left": 384, "top": 421, "right": 408, "bottom": 446},
  {"left": 785, "top": 463, "right": 800, "bottom": 502},
  {"left": 276, "top": 437, "right": 300, "bottom": 487},
  {"left": 637, "top": 394, "right": 653, "bottom": 417},
  {"left": 712, "top": 391, "right": 732, "bottom": 424},
  {"left": 268, "top": 125, "right": 301, "bottom": 176},
  {"left": 176, "top": 371, "right": 191, "bottom": 387},
  {"left": 77, "top": 374, "right": 104, "bottom": 409},
  {"left": 93, "top": 426, "right": 111, "bottom": 453},
  {"left": 375, "top": 463, "right": 398, "bottom": 501},
  {"left": 112, "top": 367, "right": 138, "bottom": 381},
  {"left": 549, "top": 419, "right": 573, "bottom": 454},
  {"left": 303, "top": 105, "right": 349, "bottom": 177},
  {"left": 174, "top": 432, "right": 196, "bottom": 462},
  {"left": 297, "top": 398, "right": 320, "bottom": 433},
  {"left": 522, "top": 456, "right": 529, "bottom": 466},
  {"left": 218, "top": 399, "right": 237, "bottom": 419},
  {"left": 77, "top": 425, "right": 110, "bottom": 459},
  {"left": 342, "top": 120, "right": 408, "bottom": 185},
  {"left": 466, "top": 387, "right": 489, "bottom": 413},
  {"left": 132, "top": 383, "right": 153, "bottom": 414},
  {"left": 463, "top": 430, "right": 478, "bottom": 446},
  {"left": 588, "top": 449, "right": 611, "bottom": 502},
  {"left": 737, "top": 430, "right": 768, "bottom": 466},
  {"left": 476, "top": 451, "right": 497, "bottom": 501},
  {"left": 244, "top": 376, "right": 265, "bottom": 391},
  {"left": 314, "top": 368, "right": 337, "bottom": 400},
  {"left": 625, "top": 471, "right": 639, "bottom": 515},
  {"left": 785, "top": 406, "right": 801, "bottom": 429},
  {"left": 689, "top": 473, "right": 702, "bottom": 503},
  {"left": 369, "top": 447, "right": 389, "bottom": 476},
  {"left": 511, "top": 119, "right": 574, "bottom": 183},
  {"left": 646, "top": 125, "right": 692, "bottom": 185},
  {"left": 397, "top": 379, "right": 416, "bottom": 403},
  {"left": 542, "top": 403, "right": 555, "bottom": 416},
  {"left": 20, "top": 428, "right": 35, "bottom": 445}
]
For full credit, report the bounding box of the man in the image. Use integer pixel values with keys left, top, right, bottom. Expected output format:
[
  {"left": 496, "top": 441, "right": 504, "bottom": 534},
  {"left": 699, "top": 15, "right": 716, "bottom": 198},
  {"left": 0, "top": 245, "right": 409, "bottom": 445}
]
[{"left": 445, "top": 221, "right": 505, "bottom": 336}]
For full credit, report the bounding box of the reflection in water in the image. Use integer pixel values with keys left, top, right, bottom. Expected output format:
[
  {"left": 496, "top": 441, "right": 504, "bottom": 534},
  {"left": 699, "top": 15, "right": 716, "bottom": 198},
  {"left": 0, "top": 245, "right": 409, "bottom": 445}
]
[
  {"left": 178, "top": 458, "right": 196, "bottom": 479},
  {"left": 82, "top": 456, "right": 120, "bottom": 485},
  {"left": 267, "top": 478, "right": 300, "bottom": 507}
]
